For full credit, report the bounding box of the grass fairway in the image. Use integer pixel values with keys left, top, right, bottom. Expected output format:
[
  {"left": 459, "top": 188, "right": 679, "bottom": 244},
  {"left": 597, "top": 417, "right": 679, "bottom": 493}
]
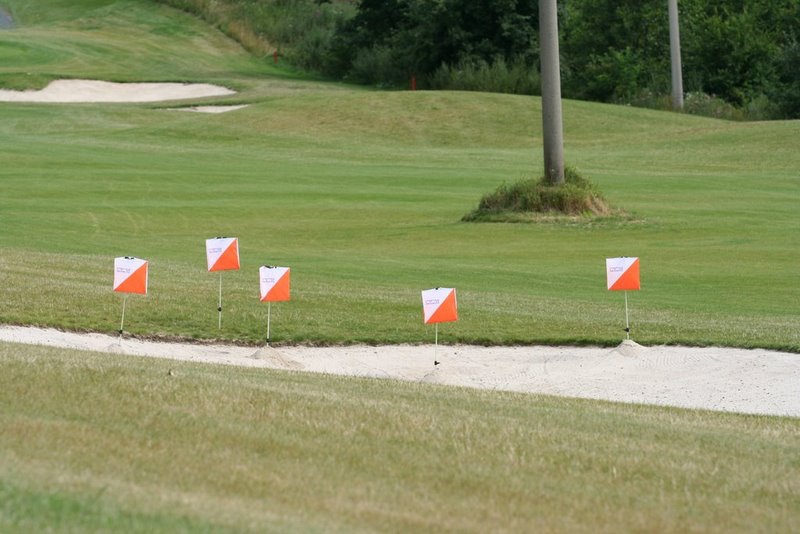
[
  {"left": 2, "top": 342, "right": 799, "bottom": 532},
  {"left": 1, "top": 2, "right": 799, "bottom": 531},
  {"left": 1, "top": 0, "right": 799, "bottom": 350}
]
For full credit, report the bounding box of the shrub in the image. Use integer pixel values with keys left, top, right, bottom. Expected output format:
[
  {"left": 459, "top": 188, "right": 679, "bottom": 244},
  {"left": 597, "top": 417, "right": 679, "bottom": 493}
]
[
  {"left": 623, "top": 90, "right": 779, "bottom": 121},
  {"left": 624, "top": 89, "right": 672, "bottom": 112},
  {"left": 346, "top": 46, "right": 402, "bottom": 86},
  {"left": 682, "top": 91, "right": 744, "bottom": 120},
  {"left": 428, "top": 58, "right": 541, "bottom": 95}
]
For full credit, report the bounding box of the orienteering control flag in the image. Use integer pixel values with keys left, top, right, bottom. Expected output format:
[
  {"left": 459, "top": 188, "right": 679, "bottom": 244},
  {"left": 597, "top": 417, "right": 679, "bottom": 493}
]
[
  {"left": 113, "top": 256, "right": 148, "bottom": 295},
  {"left": 260, "top": 266, "right": 291, "bottom": 302},
  {"left": 206, "top": 237, "right": 240, "bottom": 272},
  {"left": 421, "top": 287, "right": 458, "bottom": 324},
  {"left": 606, "top": 257, "right": 640, "bottom": 291}
]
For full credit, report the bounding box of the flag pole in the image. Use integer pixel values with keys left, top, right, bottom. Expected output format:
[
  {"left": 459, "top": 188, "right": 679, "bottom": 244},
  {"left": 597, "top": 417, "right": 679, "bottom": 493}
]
[
  {"left": 267, "top": 301, "right": 272, "bottom": 345},
  {"left": 119, "top": 295, "right": 128, "bottom": 338},
  {"left": 218, "top": 272, "right": 223, "bottom": 329},
  {"left": 435, "top": 323, "right": 438, "bottom": 363},
  {"left": 624, "top": 291, "right": 630, "bottom": 339}
]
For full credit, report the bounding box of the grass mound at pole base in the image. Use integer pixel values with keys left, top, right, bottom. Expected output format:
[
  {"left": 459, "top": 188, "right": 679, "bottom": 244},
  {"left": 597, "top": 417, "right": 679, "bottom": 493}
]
[{"left": 462, "top": 167, "right": 618, "bottom": 223}]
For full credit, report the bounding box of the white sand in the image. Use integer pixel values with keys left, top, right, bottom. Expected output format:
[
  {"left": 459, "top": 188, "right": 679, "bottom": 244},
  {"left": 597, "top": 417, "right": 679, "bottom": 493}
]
[
  {"left": 0, "top": 79, "right": 234, "bottom": 103},
  {"left": 1, "top": 325, "right": 797, "bottom": 417}
]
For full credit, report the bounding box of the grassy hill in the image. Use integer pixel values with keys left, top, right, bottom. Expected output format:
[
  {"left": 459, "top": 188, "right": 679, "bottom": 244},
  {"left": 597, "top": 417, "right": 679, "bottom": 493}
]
[
  {"left": 1, "top": 0, "right": 798, "bottom": 349},
  {"left": 1, "top": 1, "right": 799, "bottom": 531}
]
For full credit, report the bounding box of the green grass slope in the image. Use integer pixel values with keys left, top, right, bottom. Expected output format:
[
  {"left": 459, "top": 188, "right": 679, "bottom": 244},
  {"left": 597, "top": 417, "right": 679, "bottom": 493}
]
[
  {"left": 0, "top": 0, "right": 798, "bottom": 350},
  {"left": 0, "top": 0, "right": 280, "bottom": 89},
  {"left": 2, "top": 342, "right": 798, "bottom": 532}
]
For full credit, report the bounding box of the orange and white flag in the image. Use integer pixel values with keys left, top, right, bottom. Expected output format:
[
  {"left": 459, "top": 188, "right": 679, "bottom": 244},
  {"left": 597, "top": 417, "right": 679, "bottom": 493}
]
[
  {"left": 113, "top": 257, "right": 148, "bottom": 295},
  {"left": 206, "top": 237, "right": 240, "bottom": 272},
  {"left": 260, "top": 266, "right": 290, "bottom": 302},
  {"left": 421, "top": 287, "right": 458, "bottom": 324},
  {"left": 606, "top": 257, "right": 640, "bottom": 291}
]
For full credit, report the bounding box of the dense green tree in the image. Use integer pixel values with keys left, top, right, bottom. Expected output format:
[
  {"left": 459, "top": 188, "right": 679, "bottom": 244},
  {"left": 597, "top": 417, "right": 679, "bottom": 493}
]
[
  {"left": 159, "top": 0, "right": 800, "bottom": 119},
  {"left": 772, "top": 41, "right": 800, "bottom": 118},
  {"left": 560, "top": 0, "right": 670, "bottom": 101},
  {"left": 328, "top": 0, "right": 538, "bottom": 86}
]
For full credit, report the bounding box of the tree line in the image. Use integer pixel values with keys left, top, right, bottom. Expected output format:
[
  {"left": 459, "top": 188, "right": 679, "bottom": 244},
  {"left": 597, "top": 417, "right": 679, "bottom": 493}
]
[{"left": 157, "top": 0, "right": 800, "bottom": 120}]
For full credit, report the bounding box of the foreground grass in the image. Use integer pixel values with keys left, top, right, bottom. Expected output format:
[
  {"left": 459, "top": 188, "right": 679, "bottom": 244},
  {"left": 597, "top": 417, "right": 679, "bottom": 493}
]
[
  {"left": 1, "top": 342, "right": 798, "bottom": 532},
  {"left": 0, "top": 0, "right": 798, "bottom": 351}
]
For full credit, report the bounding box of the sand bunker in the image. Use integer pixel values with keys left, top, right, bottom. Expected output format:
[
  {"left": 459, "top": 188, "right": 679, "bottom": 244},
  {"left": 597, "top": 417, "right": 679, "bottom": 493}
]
[
  {"left": 1, "top": 325, "right": 797, "bottom": 417},
  {"left": 0, "top": 79, "right": 235, "bottom": 103}
]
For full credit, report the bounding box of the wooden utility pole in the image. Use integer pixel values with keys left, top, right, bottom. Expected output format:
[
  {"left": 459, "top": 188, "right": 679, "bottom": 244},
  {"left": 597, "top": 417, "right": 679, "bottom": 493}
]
[
  {"left": 539, "top": 0, "right": 565, "bottom": 185},
  {"left": 668, "top": 0, "right": 684, "bottom": 110}
]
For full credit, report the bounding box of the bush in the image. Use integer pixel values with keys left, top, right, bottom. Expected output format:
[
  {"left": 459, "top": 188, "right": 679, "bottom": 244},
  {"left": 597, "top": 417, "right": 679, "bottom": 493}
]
[
  {"left": 771, "top": 40, "right": 800, "bottom": 119},
  {"left": 346, "top": 46, "right": 402, "bottom": 86},
  {"left": 625, "top": 89, "right": 673, "bottom": 111},
  {"left": 625, "top": 90, "right": 779, "bottom": 121},
  {"left": 428, "top": 58, "right": 540, "bottom": 95},
  {"left": 463, "top": 167, "right": 612, "bottom": 222},
  {"left": 682, "top": 91, "right": 749, "bottom": 120}
]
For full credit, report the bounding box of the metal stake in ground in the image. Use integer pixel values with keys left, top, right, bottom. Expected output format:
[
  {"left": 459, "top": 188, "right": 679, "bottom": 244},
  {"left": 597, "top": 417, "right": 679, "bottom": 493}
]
[
  {"left": 218, "top": 272, "right": 223, "bottom": 329},
  {"left": 434, "top": 323, "right": 439, "bottom": 365},
  {"left": 266, "top": 301, "right": 272, "bottom": 344},
  {"left": 624, "top": 291, "right": 631, "bottom": 339},
  {"left": 119, "top": 294, "right": 128, "bottom": 337}
]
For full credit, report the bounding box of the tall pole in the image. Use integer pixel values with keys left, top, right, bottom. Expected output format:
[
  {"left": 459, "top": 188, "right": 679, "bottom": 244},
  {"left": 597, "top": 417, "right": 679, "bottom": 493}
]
[
  {"left": 668, "top": 0, "right": 684, "bottom": 110},
  {"left": 539, "top": 0, "right": 565, "bottom": 185}
]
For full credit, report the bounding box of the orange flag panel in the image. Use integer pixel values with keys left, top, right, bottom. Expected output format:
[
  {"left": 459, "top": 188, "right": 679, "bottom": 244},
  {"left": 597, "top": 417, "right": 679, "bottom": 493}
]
[
  {"left": 261, "top": 269, "right": 291, "bottom": 302},
  {"left": 610, "top": 259, "right": 640, "bottom": 291},
  {"left": 210, "top": 240, "right": 240, "bottom": 271},
  {"left": 114, "top": 261, "right": 148, "bottom": 294},
  {"left": 424, "top": 289, "right": 458, "bottom": 324}
]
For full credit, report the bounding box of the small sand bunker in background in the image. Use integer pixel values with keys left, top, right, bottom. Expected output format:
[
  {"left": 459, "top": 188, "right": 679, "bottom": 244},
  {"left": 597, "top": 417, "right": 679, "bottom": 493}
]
[{"left": 0, "top": 79, "right": 235, "bottom": 103}]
